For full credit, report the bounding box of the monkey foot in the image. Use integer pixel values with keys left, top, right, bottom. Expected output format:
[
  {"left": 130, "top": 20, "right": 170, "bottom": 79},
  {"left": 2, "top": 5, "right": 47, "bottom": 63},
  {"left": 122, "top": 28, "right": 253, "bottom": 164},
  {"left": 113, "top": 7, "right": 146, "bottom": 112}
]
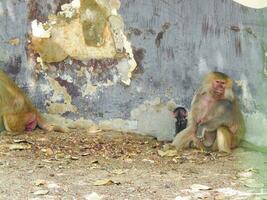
[{"left": 162, "top": 143, "right": 176, "bottom": 151}]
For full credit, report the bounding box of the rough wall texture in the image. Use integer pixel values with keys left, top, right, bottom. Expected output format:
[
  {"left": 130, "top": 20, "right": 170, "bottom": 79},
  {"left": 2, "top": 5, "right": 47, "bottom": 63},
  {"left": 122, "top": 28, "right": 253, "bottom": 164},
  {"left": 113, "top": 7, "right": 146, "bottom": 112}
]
[{"left": 0, "top": 0, "right": 267, "bottom": 144}]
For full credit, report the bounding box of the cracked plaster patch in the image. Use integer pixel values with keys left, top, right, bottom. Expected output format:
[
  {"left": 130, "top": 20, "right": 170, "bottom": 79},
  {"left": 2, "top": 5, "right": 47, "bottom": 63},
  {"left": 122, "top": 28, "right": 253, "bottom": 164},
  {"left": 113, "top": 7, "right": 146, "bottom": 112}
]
[
  {"left": 99, "top": 98, "right": 178, "bottom": 141},
  {"left": 44, "top": 77, "right": 77, "bottom": 114},
  {"left": 30, "top": 0, "right": 137, "bottom": 86}
]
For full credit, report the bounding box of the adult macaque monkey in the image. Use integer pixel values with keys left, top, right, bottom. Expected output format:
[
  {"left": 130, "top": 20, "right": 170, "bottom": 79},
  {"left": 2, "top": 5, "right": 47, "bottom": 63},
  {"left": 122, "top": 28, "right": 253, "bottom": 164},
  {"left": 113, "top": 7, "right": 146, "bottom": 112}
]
[
  {"left": 0, "top": 69, "right": 68, "bottom": 133},
  {"left": 172, "top": 72, "right": 245, "bottom": 153}
]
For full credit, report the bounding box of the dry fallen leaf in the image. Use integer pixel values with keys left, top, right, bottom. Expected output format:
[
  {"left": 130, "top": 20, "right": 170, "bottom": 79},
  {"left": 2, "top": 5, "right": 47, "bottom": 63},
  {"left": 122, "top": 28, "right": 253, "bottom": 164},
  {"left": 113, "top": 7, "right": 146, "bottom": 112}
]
[
  {"left": 8, "top": 143, "right": 31, "bottom": 150},
  {"left": 93, "top": 179, "right": 120, "bottom": 186},
  {"left": 13, "top": 139, "right": 33, "bottom": 144},
  {"left": 158, "top": 149, "right": 178, "bottom": 157},
  {"left": 70, "top": 156, "right": 79, "bottom": 160},
  {"left": 55, "top": 153, "right": 65, "bottom": 159},
  {"left": 34, "top": 179, "right": 46, "bottom": 186}
]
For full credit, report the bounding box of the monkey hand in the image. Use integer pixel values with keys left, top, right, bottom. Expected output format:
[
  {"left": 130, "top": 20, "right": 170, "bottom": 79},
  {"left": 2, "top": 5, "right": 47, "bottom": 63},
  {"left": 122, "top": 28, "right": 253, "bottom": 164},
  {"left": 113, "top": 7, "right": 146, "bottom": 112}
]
[{"left": 196, "top": 124, "right": 206, "bottom": 139}]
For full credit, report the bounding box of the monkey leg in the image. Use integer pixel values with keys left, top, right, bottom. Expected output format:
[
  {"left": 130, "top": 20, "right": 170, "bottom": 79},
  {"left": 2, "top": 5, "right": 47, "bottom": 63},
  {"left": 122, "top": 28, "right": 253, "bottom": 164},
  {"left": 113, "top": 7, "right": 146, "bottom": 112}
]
[
  {"left": 172, "top": 127, "right": 196, "bottom": 150},
  {"left": 3, "top": 112, "right": 37, "bottom": 132},
  {"left": 202, "top": 131, "right": 217, "bottom": 148},
  {"left": 214, "top": 127, "right": 232, "bottom": 153}
]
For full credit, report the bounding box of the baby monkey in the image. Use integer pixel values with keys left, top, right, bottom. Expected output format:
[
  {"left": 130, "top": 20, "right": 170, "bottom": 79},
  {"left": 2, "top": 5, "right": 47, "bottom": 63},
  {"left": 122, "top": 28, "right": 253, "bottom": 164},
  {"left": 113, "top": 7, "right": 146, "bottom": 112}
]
[{"left": 173, "top": 107, "right": 188, "bottom": 135}]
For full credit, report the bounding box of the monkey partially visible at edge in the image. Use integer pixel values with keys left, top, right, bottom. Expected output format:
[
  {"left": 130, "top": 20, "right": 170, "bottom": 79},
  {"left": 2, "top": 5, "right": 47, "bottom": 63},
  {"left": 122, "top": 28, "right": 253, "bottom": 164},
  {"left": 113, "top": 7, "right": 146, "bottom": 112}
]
[
  {"left": 0, "top": 69, "right": 68, "bottom": 133},
  {"left": 172, "top": 71, "right": 245, "bottom": 153}
]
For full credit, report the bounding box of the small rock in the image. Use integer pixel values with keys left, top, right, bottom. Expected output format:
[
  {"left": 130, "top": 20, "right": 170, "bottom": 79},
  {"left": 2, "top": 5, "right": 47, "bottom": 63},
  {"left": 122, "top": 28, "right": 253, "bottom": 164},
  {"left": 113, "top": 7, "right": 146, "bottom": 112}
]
[
  {"left": 41, "top": 148, "right": 54, "bottom": 156},
  {"left": 33, "top": 189, "right": 49, "bottom": 195},
  {"left": 84, "top": 192, "right": 102, "bottom": 200},
  {"left": 55, "top": 153, "right": 65, "bottom": 159}
]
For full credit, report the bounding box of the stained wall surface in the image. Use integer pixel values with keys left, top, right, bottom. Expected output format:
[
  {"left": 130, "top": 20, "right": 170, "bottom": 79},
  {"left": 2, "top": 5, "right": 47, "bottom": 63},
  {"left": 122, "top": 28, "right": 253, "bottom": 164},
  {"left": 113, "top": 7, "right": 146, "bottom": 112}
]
[{"left": 0, "top": 0, "right": 267, "bottom": 144}]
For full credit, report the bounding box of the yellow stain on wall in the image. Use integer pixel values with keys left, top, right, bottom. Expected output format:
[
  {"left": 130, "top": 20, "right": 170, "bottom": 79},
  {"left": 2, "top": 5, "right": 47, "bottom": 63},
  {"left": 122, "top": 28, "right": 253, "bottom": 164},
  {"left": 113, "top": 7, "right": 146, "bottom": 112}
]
[{"left": 233, "top": 0, "right": 267, "bottom": 9}]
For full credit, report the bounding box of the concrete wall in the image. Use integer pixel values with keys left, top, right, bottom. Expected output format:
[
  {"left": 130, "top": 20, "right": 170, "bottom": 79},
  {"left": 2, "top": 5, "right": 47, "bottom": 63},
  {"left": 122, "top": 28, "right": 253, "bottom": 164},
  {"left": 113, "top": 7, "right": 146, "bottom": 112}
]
[{"left": 0, "top": 0, "right": 267, "bottom": 145}]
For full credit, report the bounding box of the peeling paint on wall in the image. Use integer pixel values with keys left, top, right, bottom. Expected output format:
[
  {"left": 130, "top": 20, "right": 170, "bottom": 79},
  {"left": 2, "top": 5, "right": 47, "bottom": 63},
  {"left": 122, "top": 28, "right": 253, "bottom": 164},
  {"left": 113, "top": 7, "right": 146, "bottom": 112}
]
[
  {"left": 30, "top": 18, "right": 116, "bottom": 62},
  {"left": 29, "top": 0, "right": 137, "bottom": 87},
  {"left": 45, "top": 77, "right": 78, "bottom": 114}
]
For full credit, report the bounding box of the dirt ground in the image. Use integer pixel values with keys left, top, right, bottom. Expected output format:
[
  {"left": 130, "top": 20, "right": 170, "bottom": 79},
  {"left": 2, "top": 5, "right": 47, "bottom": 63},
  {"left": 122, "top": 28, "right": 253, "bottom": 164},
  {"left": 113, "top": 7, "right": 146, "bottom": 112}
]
[{"left": 0, "top": 129, "right": 266, "bottom": 200}]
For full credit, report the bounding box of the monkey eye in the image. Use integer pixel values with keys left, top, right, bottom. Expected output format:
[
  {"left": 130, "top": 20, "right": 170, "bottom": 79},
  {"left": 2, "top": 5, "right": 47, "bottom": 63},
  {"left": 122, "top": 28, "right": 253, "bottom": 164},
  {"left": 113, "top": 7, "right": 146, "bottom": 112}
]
[{"left": 215, "top": 80, "right": 225, "bottom": 84}]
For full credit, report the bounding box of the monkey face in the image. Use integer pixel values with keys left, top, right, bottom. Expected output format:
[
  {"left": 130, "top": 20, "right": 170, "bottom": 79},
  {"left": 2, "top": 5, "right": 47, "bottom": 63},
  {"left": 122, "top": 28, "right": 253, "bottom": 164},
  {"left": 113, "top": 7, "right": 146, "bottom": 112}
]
[
  {"left": 212, "top": 79, "right": 226, "bottom": 97},
  {"left": 173, "top": 107, "right": 187, "bottom": 119}
]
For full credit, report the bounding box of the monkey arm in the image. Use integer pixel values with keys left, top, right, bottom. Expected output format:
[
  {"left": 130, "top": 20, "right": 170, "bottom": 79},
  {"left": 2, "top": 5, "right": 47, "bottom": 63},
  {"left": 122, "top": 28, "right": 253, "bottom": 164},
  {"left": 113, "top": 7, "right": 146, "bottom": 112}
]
[{"left": 172, "top": 126, "right": 197, "bottom": 150}]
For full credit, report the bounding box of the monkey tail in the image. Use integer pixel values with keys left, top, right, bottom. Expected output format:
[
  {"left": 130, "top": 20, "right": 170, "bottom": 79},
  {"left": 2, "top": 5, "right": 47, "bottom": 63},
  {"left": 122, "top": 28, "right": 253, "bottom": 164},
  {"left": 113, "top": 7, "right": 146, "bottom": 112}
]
[
  {"left": 37, "top": 113, "right": 69, "bottom": 133},
  {"left": 240, "top": 140, "right": 267, "bottom": 154}
]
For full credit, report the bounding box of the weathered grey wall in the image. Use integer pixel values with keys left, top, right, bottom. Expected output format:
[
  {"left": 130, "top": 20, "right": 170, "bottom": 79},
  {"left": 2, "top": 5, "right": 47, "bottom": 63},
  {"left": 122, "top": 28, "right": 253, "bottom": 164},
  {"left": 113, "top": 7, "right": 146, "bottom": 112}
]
[{"left": 0, "top": 0, "right": 267, "bottom": 144}]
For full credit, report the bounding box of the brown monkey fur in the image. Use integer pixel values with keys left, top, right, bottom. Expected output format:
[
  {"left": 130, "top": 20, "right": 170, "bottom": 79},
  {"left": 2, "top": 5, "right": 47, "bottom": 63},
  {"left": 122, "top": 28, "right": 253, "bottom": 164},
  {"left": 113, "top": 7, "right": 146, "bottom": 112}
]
[
  {"left": 0, "top": 69, "right": 68, "bottom": 133},
  {"left": 172, "top": 72, "right": 245, "bottom": 153}
]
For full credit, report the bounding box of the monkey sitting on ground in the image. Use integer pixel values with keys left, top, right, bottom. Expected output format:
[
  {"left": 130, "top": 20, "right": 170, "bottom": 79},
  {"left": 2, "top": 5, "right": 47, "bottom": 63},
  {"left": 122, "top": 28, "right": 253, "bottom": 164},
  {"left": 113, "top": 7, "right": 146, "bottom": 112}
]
[
  {"left": 196, "top": 99, "right": 234, "bottom": 147},
  {"left": 172, "top": 107, "right": 188, "bottom": 135},
  {"left": 0, "top": 69, "right": 68, "bottom": 133},
  {"left": 172, "top": 71, "right": 245, "bottom": 153}
]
